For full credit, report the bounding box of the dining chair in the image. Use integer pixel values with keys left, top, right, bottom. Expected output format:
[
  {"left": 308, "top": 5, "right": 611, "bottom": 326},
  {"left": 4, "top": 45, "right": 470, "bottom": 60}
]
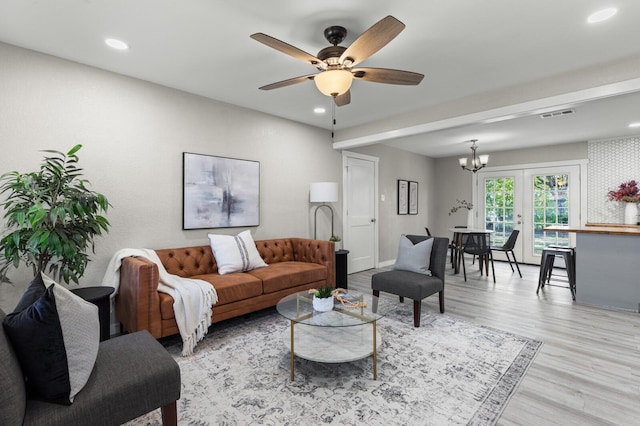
[
  {"left": 449, "top": 226, "right": 467, "bottom": 268},
  {"left": 490, "top": 230, "right": 522, "bottom": 278},
  {"left": 460, "top": 232, "right": 495, "bottom": 283}
]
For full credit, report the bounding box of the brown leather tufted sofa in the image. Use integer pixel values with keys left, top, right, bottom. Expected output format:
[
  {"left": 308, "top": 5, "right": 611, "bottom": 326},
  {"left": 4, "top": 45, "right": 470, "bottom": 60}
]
[{"left": 115, "top": 238, "right": 335, "bottom": 339}]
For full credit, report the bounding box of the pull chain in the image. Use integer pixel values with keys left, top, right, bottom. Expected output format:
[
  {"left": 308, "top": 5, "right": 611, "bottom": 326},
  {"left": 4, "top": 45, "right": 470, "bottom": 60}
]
[{"left": 331, "top": 100, "right": 336, "bottom": 140}]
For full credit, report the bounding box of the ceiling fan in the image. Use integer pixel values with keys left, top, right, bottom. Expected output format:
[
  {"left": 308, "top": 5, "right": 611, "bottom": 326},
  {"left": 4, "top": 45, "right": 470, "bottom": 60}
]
[{"left": 250, "top": 15, "right": 424, "bottom": 107}]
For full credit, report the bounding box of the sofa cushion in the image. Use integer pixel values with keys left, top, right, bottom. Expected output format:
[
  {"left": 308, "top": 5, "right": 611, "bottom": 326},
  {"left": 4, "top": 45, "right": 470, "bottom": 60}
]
[
  {"left": 2, "top": 275, "right": 99, "bottom": 405},
  {"left": 0, "top": 308, "right": 27, "bottom": 426},
  {"left": 393, "top": 234, "right": 433, "bottom": 276},
  {"left": 191, "top": 272, "right": 263, "bottom": 306},
  {"left": 248, "top": 261, "right": 327, "bottom": 294},
  {"left": 208, "top": 230, "right": 268, "bottom": 275}
]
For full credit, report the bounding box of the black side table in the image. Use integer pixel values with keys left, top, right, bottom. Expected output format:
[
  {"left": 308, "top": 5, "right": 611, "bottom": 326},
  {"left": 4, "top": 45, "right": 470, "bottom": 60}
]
[
  {"left": 71, "top": 286, "right": 114, "bottom": 341},
  {"left": 335, "top": 249, "right": 349, "bottom": 289}
]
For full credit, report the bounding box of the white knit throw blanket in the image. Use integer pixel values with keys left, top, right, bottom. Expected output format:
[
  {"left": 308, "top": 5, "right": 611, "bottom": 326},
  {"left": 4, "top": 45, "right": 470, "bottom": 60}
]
[{"left": 101, "top": 248, "right": 218, "bottom": 356}]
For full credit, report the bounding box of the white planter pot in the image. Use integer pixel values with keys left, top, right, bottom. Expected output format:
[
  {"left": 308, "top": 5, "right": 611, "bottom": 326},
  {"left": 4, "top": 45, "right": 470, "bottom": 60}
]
[
  {"left": 624, "top": 202, "right": 638, "bottom": 225},
  {"left": 312, "top": 296, "right": 334, "bottom": 312},
  {"left": 467, "top": 209, "right": 474, "bottom": 228}
]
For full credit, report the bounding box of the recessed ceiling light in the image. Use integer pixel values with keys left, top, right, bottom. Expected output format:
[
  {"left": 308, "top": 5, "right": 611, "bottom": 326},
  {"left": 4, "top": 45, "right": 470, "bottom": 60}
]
[
  {"left": 313, "top": 107, "right": 326, "bottom": 114},
  {"left": 629, "top": 122, "right": 640, "bottom": 128},
  {"left": 105, "top": 38, "right": 129, "bottom": 50},
  {"left": 587, "top": 7, "right": 617, "bottom": 24}
]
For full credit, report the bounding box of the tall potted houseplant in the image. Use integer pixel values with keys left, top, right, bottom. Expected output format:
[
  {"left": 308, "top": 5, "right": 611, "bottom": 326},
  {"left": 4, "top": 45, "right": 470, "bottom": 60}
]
[{"left": 0, "top": 144, "right": 110, "bottom": 284}]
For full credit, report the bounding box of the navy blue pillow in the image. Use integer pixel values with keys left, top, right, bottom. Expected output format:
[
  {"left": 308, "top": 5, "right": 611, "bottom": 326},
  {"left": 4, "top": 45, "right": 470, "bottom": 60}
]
[
  {"left": 2, "top": 281, "right": 99, "bottom": 405},
  {"left": 13, "top": 274, "right": 46, "bottom": 313}
]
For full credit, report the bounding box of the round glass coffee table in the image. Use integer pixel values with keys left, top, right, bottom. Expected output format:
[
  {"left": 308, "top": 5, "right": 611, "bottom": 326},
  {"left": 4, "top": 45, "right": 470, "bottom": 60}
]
[{"left": 276, "top": 289, "right": 386, "bottom": 381}]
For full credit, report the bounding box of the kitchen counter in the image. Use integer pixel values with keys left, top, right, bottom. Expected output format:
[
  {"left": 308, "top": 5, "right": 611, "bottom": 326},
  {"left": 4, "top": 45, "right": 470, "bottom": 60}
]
[
  {"left": 544, "top": 223, "right": 640, "bottom": 236},
  {"left": 544, "top": 224, "right": 640, "bottom": 312}
]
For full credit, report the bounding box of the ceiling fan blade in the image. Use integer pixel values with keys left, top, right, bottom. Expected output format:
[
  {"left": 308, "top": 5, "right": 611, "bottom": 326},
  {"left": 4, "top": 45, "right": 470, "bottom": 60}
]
[
  {"left": 339, "top": 16, "right": 405, "bottom": 67},
  {"left": 334, "top": 91, "right": 351, "bottom": 107},
  {"left": 250, "top": 33, "right": 324, "bottom": 68},
  {"left": 258, "top": 74, "right": 316, "bottom": 91},
  {"left": 352, "top": 67, "right": 424, "bottom": 85}
]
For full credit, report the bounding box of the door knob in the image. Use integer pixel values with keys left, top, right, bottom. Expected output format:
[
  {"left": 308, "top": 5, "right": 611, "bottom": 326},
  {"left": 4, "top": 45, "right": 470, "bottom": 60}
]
[{"left": 371, "top": 218, "right": 376, "bottom": 223}]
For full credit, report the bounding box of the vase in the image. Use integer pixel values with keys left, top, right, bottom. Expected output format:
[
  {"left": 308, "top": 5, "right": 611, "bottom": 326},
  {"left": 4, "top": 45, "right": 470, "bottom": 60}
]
[
  {"left": 624, "top": 202, "right": 638, "bottom": 225},
  {"left": 312, "top": 296, "right": 334, "bottom": 312},
  {"left": 467, "top": 209, "right": 474, "bottom": 228}
]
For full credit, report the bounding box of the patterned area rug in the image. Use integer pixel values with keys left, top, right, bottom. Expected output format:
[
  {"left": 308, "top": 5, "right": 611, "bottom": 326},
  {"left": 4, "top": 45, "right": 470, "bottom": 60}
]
[{"left": 127, "top": 305, "right": 541, "bottom": 425}]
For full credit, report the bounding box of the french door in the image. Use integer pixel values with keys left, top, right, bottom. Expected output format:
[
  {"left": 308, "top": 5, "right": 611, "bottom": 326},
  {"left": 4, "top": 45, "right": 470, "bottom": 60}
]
[{"left": 476, "top": 163, "right": 582, "bottom": 265}]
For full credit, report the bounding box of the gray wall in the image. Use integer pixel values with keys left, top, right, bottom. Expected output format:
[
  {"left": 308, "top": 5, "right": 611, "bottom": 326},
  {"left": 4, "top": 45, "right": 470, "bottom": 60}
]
[
  {"left": 351, "top": 145, "right": 436, "bottom": 263},
  {"left": 0, "top": 42, "right": 436, "bottom": 310},
  {"left": 0, "top": 42, "right": 344, "bottom": 310},
  {"left": 433, "top": 142, "right": 588, "bottom": 238}
]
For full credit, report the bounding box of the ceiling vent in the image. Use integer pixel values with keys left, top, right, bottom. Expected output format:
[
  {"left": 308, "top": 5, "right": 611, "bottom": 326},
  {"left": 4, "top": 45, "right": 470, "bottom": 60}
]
[{"left": 539, "top": 109, "right": 575, "bottom": 119}]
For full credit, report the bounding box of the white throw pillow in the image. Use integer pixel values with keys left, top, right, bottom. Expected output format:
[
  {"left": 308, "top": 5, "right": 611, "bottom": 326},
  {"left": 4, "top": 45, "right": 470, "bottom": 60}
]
[
  {"left": 393, "top": 235, "right": 433, "bottom": 276},
  {"left": 208, "top": 230, "right": 268, "bottom": 275}
]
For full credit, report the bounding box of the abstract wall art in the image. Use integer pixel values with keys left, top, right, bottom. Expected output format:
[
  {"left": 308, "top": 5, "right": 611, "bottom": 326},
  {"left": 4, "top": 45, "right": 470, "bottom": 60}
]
[{"left": 183, "top": 152, "right": 260, "bottom": 229}]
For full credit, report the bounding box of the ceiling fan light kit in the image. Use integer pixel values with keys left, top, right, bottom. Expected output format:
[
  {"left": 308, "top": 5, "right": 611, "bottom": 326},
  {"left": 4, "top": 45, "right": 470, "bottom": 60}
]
[
  {"left": 314, "top": 69, "right": 353, "bottom": 97},
  {"left": 250, "top": 15, "right": 424, "bottom": 107},
  {"left": 459, "top": 139, "right": 489, "bottom": 173}
]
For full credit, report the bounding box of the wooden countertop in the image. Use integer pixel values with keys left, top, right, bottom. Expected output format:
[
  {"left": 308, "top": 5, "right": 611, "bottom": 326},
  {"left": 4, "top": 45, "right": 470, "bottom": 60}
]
[{"left": 544, "top": 223, "right": 640, "bottom": 236}]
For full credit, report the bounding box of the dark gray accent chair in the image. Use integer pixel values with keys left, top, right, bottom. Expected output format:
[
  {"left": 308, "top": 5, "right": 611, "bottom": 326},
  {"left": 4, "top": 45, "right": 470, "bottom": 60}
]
[
  {"left": 0, "top": 308, "right": 180, "bottom": 426},
  {"left": 371, "top": 236, "right": 448, "bottom": 327}
]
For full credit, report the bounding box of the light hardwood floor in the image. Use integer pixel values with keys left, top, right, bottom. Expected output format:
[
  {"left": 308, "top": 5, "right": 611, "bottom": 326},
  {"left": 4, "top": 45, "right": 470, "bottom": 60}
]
[{"left": 347, "top": 259, "right": 640, "bottom": 425}]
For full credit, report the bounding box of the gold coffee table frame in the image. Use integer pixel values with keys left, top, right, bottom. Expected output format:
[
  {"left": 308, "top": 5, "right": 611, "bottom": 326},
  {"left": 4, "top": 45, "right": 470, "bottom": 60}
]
[{"left": 276, "top": 290, "right": 385, "bottom": 381}]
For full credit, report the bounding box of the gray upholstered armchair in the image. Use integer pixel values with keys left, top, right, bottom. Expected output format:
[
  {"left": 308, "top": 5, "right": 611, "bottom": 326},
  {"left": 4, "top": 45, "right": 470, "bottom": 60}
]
[
  {"left": 1, "top": 308, "right": 180, "bottom": 426},
  {"left": 371, "top": 235, "right": 448, "bottom": 327}
]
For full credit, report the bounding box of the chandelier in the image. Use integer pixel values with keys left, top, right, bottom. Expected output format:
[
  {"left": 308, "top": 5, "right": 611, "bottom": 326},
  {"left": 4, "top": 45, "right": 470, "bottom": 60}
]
[{"left": 458, "top": 139, "right": 489, "bottom": 173}]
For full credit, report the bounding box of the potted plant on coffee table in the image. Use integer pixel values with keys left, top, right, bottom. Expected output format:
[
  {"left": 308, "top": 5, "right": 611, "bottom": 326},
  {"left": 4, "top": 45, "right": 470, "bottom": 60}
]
[
  {"left": 0, "top": 144, "right": 111, "bottom": 285},
  {"left": 309, "top": 285, "right": 335, "bottom": 312}
]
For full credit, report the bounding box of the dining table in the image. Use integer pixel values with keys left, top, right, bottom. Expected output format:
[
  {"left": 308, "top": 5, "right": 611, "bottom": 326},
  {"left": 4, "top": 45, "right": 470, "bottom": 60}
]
[{"left": 447, "top": 228, "right": 495, "bottom": 274}]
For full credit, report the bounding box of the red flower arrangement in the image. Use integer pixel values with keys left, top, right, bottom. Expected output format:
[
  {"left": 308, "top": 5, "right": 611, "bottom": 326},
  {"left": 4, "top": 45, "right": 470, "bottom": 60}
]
[{"left": 607, "top": 180, "right": 640, "bottom": 203}]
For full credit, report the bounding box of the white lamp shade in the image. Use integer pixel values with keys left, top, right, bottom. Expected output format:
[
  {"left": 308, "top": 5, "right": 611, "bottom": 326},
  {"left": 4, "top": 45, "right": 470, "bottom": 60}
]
[
  {"left": 310, "top": 182, "right": 338, "bottom": 203},
  {"left": 479, "top": 154, "right": 489, "bottom": 165},
  {"left": 458, "top": 157, "right": 468, "bottom": 167},
  {"left": 314, "top": 70, "right": 353, "bottom": 97}
]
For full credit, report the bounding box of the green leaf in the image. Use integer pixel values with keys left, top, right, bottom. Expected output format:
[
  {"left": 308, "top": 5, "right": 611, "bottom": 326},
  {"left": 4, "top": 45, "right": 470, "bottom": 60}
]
[{"left": 67, "top": 144, "right": 82, "bottom": 156}]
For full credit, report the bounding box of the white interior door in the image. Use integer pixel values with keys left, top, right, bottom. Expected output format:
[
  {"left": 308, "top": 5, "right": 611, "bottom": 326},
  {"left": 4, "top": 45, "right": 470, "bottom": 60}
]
[
  {"left": 343, "top": 152, "right": 378, "bottom": 273},
  {"left": 477, "top": 162, "right": 583, "bottom": 265}
]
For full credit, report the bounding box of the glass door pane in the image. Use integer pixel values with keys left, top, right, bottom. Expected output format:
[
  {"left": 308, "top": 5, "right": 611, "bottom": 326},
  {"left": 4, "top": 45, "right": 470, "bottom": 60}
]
[
  {"left": 484, "top": 176, "right": 515, "bottom": 248},
  {"left": 523, "top": 165, "right": 580, "bottom": 264},
  {"left": 477, "top": 170, "right": 523, "bottom": 263},
  {"left": 532, "top": 174, "right": 570, "bottom": 255}
]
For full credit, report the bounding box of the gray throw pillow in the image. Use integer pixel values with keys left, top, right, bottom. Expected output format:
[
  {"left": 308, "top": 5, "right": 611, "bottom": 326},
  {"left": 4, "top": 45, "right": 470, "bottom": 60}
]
[{"left": 393, "top": 234, "right": 433, "bottom": 276}]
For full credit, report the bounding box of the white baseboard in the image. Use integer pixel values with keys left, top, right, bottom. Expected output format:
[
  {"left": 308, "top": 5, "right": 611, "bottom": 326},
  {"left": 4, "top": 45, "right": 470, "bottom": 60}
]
[{"left": 378, "top": 259, "right": 395, "bottom": 268}]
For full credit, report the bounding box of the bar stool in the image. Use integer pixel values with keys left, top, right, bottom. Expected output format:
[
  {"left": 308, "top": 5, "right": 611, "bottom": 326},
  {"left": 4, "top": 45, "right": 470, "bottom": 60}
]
[{"left": 537, "top": 246, "right": 576, "bottom": 300}]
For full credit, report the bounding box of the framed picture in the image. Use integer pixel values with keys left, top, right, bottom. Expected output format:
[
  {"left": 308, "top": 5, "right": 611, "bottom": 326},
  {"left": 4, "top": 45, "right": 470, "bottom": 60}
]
[
  {"left": 397, "top": 179, "right": 408, "bottom": 215},
  {"left": 183, "top": 152, "right": 260, "bottom": 229},
  {"left": 409, "top": 181, "right": 418, "bottom": 214}
]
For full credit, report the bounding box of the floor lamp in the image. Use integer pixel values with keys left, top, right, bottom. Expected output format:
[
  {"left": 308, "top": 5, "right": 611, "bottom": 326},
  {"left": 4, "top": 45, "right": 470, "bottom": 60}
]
[{"left": 310, "top": 182, "right": 338, "bottom": 239}]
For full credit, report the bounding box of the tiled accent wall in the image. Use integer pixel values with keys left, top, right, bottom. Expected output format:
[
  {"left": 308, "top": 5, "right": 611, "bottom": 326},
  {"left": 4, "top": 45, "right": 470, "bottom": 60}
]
[{"left": 588, "top": 135, "right": 640, "bottom": 223}]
